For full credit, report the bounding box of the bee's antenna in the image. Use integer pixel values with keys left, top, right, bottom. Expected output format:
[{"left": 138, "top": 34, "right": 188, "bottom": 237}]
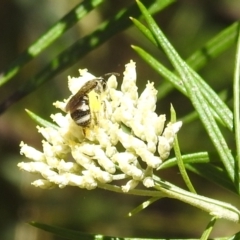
[{"left": 102, "top": 72, "right": 120, "bottom": 78}]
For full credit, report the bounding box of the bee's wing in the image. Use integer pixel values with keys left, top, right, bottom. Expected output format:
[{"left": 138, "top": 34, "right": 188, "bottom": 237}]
[
  {"left": 65, "top": 80, "right": 98, "bottom": 112},
  {"left": 65, "top": 91, "right": 83, "bottom": 112}
]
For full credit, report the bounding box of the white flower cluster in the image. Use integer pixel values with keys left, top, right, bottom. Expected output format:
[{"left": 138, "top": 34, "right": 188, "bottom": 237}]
[{"left": 18, "top": 61, "right": 182, "bottom": 192}]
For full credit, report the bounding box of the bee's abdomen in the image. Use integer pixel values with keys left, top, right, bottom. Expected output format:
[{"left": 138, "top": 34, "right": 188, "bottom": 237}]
[{"left": 70, "top": 96, "right": 91, "bottom": 127}]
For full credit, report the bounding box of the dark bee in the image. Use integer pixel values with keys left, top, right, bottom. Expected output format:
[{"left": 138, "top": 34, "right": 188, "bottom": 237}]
[
  {"left": 65, "top": 79, "right": 102, "bottom": 127},
  {"left": 65, "top": 73, "right": 119, "bottom": 127}
]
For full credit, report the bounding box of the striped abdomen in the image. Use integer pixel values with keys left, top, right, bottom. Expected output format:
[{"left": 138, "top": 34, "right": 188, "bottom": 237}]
[{"left": 70, "top": 95, "right": 91, "bottom": 127}]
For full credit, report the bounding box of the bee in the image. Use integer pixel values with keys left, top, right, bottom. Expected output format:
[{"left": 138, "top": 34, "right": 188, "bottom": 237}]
[{"left": 65, "top": 73, "right": 118, "bottom": 128}]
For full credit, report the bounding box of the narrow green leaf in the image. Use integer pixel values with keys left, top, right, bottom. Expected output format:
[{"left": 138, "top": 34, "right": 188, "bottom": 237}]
[
  {"left": 25, "top": 109, "right": 58, "bottom": 129},
  {"left": 158, "top": 152, "right": 210, "bottom": 170},
  {"left": 170, "top": 105, "right": 196, "bottom": 193},
  {"left": 128, "top": 197, "right": 160, "bottom": 216},
  {"left": 130, "top": 17, "right": 157, "bottom": 46},
  {"left": 189, "top": 68, "right": 233, "bottom": 131},
  {"left": 200, "top": 217, "right": 217, "bottom": 240},
  {"left": 0, "top": 0, "right": 104, "bottom": 87},
  {"left": 136, "top": 0, "right": 235, "bottom": 182},
  {"left": 187, "top": 22, "right": 240, "bottom": 71},
  {"left": 233, "top": 24, "right": 240, "bottom": 192},
  {"left": 131, "top": 45, "right": 187, "bottom": 93}
]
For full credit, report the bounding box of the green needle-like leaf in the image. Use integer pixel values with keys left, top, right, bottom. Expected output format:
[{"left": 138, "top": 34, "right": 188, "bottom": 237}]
[
  {"left": 25, "top": 109, "right": 58, "bottom": 129},
  {"left": 233, "top": 24, "right": 240, "bottom": 192},
  {"left": 200, "top": 217, "right": 217, "bottom": 240},
  {"left": 128, "top": 197, "right": 160, "bottom": 216},
  {"left": 158, "top": 152, "right": 210, "bottom": 170},
  {"left": 171, "top": 105, "right": 196, "bottom": 193},
  {"left": 135, "top": 0, "right": 235, "bottom": 182},
  {"left": 130, "top": 17, "right": 157, "bottom": 46},
  {"left": 187, "top": 22, "right": 240, "bottom": 71}
]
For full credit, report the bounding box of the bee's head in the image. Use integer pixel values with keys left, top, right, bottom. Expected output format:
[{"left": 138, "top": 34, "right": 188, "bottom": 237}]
[{"left": 95, "top": 72, "right": 119, "bottom": 93}]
